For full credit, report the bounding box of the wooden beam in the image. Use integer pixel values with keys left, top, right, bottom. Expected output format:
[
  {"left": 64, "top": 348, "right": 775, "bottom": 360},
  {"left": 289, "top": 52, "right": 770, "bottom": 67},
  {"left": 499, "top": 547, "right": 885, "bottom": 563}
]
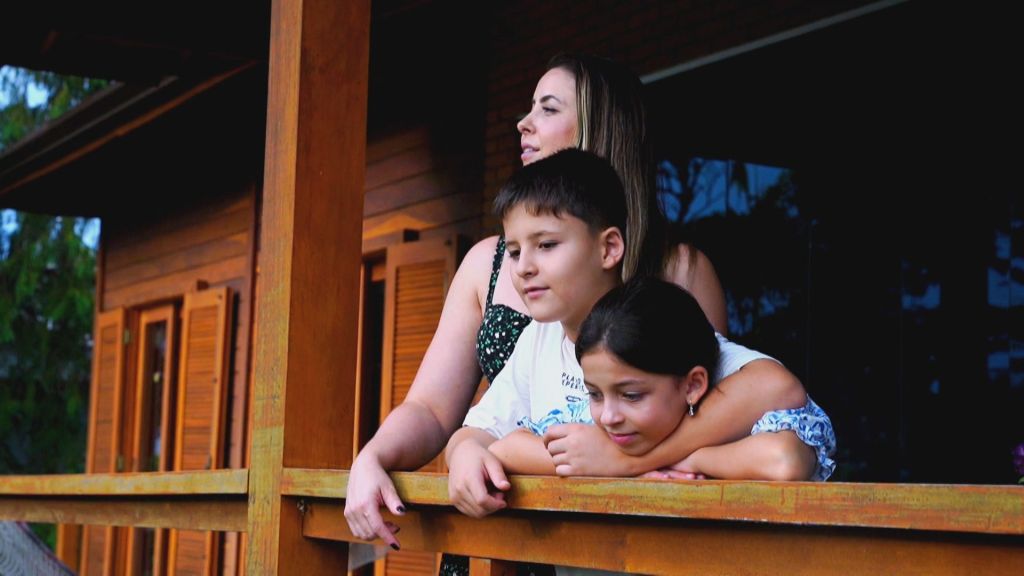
[
  {"left": 0, "top": 65, "right": 254, "bottom": 200},
  {"left": 282, "top": 469, "right": 1024, "bottom": 536},
  {"left": 0, "top": 497, "right": 247, "bottom": 532},
  {"left": 248, "top": 0, "right": 370, "bottom": 573},
  {"left": 0, "top": 470, "right": 248, "bottom": 496},
  {"left": 301, "top": 500, "right": 1024, "bottom": 576}
]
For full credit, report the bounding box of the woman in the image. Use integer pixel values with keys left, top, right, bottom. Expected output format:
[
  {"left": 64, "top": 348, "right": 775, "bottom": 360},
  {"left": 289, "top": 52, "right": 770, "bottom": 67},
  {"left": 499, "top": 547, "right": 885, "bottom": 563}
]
[{"left": 344, "top": 55, "right": 804, "bottom": 549}]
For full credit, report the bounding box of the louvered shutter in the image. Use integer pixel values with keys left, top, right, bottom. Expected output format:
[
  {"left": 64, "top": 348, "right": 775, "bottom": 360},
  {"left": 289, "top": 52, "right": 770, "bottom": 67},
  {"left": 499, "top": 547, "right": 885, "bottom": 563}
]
[
  {"left": 167, "top": 287, "right": 232, "bottom": 575},
  {"left": 81, "top": 308, "right": 126, "bottom": 576},
  {"left": 379, "top": 238, "right": 458, "bottom": 576}
]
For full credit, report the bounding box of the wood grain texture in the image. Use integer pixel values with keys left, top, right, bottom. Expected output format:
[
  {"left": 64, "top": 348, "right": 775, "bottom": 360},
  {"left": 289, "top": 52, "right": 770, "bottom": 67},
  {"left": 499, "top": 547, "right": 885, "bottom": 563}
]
[
  {"left": 247, "top": 0, "right": 369, "bottom": 573},
  {"left": 0, "top": 497, "right": 246, "bottom": 532},
  {"left": 0, "top": 470, "right": 247, "bottom": 496},
  {"left": 301, "top": 500, "right": 1024, "bottom": 576},
  {"left": 281, "top": 469, "right": 1024, "bottom": 536}
]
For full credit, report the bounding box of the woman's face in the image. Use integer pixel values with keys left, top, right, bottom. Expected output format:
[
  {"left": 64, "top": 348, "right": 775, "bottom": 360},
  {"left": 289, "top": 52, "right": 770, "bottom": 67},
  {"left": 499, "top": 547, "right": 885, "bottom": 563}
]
[{"left": 517, "top": 67, "right": 578, "bottom": 165}]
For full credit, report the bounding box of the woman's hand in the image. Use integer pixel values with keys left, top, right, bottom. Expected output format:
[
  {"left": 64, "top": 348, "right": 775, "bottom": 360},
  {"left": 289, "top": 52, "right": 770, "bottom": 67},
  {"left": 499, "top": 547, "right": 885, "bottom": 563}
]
[{"left": 344, "top": 451, "right": 406, "bottom": 549}]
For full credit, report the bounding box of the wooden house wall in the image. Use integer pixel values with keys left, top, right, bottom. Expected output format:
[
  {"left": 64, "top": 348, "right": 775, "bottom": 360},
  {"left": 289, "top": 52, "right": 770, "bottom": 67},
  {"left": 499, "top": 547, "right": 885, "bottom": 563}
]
[
  {"left": 100, "top": 183, "right": 256, "bottom": 472},
  {"left": 362, "top": 127, "right": 483, "bottom": 248}
]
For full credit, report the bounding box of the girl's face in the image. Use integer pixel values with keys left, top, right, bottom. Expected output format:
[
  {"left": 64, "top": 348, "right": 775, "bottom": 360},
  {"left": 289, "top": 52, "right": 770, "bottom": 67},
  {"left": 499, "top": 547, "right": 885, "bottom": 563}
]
[
  {"left": 581, "top": 348, "right": 689, "bottom": 456},
  {"left": 517, "top": 67, "right": 578, "bottom": 165}
]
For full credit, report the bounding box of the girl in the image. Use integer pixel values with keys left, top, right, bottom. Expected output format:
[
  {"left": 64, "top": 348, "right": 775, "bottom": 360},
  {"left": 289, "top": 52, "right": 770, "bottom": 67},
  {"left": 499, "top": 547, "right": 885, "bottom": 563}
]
[{"left": 573, "top": 277, "right": 835, "bottom": 482}]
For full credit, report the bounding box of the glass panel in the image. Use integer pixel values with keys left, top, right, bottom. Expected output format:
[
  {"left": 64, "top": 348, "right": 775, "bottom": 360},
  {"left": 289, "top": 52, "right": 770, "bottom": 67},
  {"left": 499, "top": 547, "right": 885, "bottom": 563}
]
[{"left": 140, "top": 321, "right": 168, "bottom": 472}]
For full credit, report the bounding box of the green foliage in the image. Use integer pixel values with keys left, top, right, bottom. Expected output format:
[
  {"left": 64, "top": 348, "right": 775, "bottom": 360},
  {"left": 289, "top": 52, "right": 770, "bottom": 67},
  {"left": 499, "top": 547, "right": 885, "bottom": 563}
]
[
  {"left": 0, "top": 66, "right": 110, "bottom": 151},
  {"left": 0, "top": 213, "right": 95, "bottom": 474},
  {"left": 1, "top": 67, "right": 103, "bottom": 479}
]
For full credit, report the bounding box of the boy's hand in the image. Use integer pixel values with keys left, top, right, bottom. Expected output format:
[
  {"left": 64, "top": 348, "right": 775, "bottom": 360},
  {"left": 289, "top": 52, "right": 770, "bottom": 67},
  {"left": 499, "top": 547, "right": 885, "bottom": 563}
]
[
  {"left": 447, "top": 440, "right": 511, "bottom": 518},
  {"left": 544, "top": 424, "right": 635, "bottom": 476}
]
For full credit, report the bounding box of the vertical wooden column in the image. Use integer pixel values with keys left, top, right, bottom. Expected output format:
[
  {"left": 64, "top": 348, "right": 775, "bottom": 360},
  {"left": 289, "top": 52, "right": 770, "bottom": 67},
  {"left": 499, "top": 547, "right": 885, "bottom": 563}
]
[{"left": 247, "top": 0, "right": 370, "bottom": 574}]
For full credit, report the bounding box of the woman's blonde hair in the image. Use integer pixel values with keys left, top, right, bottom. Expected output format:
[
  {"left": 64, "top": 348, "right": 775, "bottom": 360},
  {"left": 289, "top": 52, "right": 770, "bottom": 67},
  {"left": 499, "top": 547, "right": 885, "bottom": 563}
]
[{"left": 547, "top": 53, "right": 668, "bottom": 281}]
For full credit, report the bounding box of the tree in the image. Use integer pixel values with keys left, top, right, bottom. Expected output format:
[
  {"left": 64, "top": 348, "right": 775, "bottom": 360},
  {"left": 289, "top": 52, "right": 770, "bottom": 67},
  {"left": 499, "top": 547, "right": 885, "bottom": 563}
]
[
  {"left": 1, "top": 66, "right": 107, "bottom": 549},
  {"left": 0, "top": 213, "right": 95, "bottom": 474},
  {"left": 1, "top": 67, "right": 109, "bottom": 151}
]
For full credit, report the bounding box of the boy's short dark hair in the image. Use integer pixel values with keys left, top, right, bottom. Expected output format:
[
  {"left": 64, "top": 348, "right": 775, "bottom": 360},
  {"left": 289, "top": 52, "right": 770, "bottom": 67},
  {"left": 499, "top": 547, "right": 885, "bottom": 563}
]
[{"left": 493, "top": 149, "right": 627, "bottom": 235}]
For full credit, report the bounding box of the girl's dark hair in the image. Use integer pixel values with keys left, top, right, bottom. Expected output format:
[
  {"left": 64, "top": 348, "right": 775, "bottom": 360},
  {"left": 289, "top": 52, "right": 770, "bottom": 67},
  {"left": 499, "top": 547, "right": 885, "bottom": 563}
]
[{"left": 576, "top": 277, "right": 718, "bottom": 384}]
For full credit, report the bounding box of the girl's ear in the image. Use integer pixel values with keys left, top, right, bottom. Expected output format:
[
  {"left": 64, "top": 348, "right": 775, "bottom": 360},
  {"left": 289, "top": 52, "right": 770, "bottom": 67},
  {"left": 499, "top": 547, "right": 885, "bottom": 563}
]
[
  {"left": 599, "top": 227, "right": 625, "bottom": 270},
  {"left": 681, "top": 366, "right": 710, "bottom": 407}
]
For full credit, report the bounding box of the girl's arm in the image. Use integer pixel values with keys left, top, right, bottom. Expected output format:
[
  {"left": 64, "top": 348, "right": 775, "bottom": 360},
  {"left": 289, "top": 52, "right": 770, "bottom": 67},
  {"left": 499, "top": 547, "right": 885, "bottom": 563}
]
[
  {"left": 345, "top": 237, "right": 498, "bottom": 545},
  {"left": 666, "top": 431, "right": 817, "bottom": 481},
  {"left": 545, "top": 359, "right": 807, "bottom": 476},
  {"left": 669, "top": 244, "right": 728, "bottom": 336},
  {"left": 445, "top": 427, "right": 512, "bottom": 518},
  {"left": 488, "top": 430, "right": 556, "bottom": 475}
]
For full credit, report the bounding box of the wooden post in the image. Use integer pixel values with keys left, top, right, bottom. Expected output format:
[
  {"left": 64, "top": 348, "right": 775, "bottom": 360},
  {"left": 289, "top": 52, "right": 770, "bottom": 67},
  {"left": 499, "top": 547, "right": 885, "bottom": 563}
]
[{"left": 247, "top": 0, "right": 370, "bottom": 574}]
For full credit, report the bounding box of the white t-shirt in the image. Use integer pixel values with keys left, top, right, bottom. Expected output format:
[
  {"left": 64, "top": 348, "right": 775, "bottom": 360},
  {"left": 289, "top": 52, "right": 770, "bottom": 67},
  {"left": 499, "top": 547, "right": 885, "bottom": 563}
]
[{"left": 463, "top": 321, "right": 774, "bottom": 439}]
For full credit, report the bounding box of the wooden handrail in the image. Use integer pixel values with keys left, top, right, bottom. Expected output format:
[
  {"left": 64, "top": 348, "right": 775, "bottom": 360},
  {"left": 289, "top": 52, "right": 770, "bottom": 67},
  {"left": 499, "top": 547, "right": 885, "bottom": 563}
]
[
  {"left": 0, "top": 470, "right": 249, "bottom": 531},
  {"left": 282, "top": 469, "right": 1024, "bottom": 536},
  {"left": 0, "top": 469, "right": 248, "bottom": 496}
]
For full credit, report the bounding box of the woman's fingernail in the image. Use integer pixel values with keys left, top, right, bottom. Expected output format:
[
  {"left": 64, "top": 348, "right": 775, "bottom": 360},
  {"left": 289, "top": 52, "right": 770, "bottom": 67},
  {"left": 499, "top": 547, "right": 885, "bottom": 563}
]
[
  {"left": 396, "top": 505, "right": 406, "bottom": 513},
  {"left": 391, "top": 543, "right": 400, "bottom": 551}
]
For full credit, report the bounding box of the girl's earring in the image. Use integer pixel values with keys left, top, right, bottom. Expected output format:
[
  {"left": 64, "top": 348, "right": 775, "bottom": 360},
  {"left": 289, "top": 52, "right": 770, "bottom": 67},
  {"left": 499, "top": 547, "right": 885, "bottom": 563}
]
[{"left": 688, "top": 403, "right": 695, "bottom": 417}]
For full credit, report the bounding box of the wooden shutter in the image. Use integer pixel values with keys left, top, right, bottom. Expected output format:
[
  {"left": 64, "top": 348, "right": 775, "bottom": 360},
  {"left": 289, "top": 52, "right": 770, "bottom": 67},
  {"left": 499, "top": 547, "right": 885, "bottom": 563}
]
[
  {"left": 167, "top": 287, "right": 232, "bottom": 576},
  {"left": 380, "top": 237, "right": 459, "bottom": 451},
  {"left": 81, "top": 308, "right": 126, "bottom": 576},
  {"left": 379, "top": 238, "right": 459, "bottom": 576}
]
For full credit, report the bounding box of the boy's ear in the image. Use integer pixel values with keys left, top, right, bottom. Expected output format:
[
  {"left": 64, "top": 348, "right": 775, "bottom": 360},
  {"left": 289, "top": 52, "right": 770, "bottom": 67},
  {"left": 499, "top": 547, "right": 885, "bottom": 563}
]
[
  {"left": 599, "top": 226, "right": 625, "bottom": 270},
  {"left": 681, "top": 366, "right": 710, "bottom": 406}
]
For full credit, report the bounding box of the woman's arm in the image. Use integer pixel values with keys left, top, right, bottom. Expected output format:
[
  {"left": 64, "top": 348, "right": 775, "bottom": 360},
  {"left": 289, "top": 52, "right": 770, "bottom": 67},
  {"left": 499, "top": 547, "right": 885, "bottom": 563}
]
[
  {"left": 488, "top": 430, "right": 556, "bottom": 475},
  {"left": 545, "top": 359, "right": 807, "bottom": 476},
  {"left": 345, "top": 236, "right": 498, "bottom": 546},
  {"left": 667, "top": 244, "right": 728, "bottom": 336}
]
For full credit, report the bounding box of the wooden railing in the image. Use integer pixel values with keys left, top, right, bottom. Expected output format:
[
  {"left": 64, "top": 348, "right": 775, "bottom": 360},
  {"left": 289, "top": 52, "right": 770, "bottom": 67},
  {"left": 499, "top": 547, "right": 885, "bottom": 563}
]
[
  {"left": 0, "top": 470, "right": 247, "bottom": 532},
  {"left": 6, "top": 468, "right": 1019, "bottom": 575}
]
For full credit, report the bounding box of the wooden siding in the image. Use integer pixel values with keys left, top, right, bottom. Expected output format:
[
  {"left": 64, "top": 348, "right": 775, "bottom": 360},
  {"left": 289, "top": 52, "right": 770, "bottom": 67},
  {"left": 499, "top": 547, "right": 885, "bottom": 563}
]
[
  {"left": 101, "top": 185, "right": 254, "bottom": 473},
  {"left": 363, "top": 128, "right": 482, "bottom": 249}
]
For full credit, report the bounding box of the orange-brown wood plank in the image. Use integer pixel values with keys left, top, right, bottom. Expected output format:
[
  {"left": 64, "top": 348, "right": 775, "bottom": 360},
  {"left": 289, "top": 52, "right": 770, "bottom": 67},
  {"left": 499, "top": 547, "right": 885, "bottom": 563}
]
[
  {"left": 104, "top": 196, "right": 252, "bottom": 272},
  {"left": 0, "top": 497, "right": 246, "bottom": 531},
  {"left": 282, "top": 469, "right": 1024, "bottom": 536},
  {"left": 103, "top": 255, "right": 247, "bottom": 310},
  {"left": 105, "top": 231, "right": 249, "bottom": 291},
  {"left": 247, "top": 0, "right": 370, "bottom": 573},
  {"left": 0, "top": 470, "right": 248, "bottom": 496},
  {"left": 302, "top": 500, "right": 1024, "bottom": 576}
]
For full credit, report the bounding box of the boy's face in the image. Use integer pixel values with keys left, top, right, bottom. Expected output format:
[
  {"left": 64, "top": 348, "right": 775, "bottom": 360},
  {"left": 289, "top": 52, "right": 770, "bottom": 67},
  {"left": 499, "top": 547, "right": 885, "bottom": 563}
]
[
  {"left": 581, "top": 348, "right": 688, "bottom": 456},
  {"left": 503, "top": 204, "right": 620, "bottom": 334}
]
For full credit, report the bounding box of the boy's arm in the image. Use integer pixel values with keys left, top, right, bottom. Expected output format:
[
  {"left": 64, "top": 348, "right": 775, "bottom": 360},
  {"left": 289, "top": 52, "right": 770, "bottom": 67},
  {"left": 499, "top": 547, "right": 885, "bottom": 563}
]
[
  {"left": 546, "top": 360, "right": 806, "bottom": 476},
  {"left": 444, "top": 427, "right": 511, "bottom": 518},
  {"left": 667, "top": 431, "right": 817, "bottom": 481},
  {"left": 488, "top": 429, "right": 556, "bottom": 475}
]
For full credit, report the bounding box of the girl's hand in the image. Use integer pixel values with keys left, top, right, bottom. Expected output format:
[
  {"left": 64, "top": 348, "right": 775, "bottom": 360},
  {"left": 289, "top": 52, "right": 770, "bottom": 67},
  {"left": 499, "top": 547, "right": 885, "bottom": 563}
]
[
  {"left": 447, "top": 440, "right": 511, "bottom": 518},
  {"left": 543, "top": 424, "right": 636, "bottom": 476},
  {"left": 344, "top": 452, "right": 406, "bottom": 549}
]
